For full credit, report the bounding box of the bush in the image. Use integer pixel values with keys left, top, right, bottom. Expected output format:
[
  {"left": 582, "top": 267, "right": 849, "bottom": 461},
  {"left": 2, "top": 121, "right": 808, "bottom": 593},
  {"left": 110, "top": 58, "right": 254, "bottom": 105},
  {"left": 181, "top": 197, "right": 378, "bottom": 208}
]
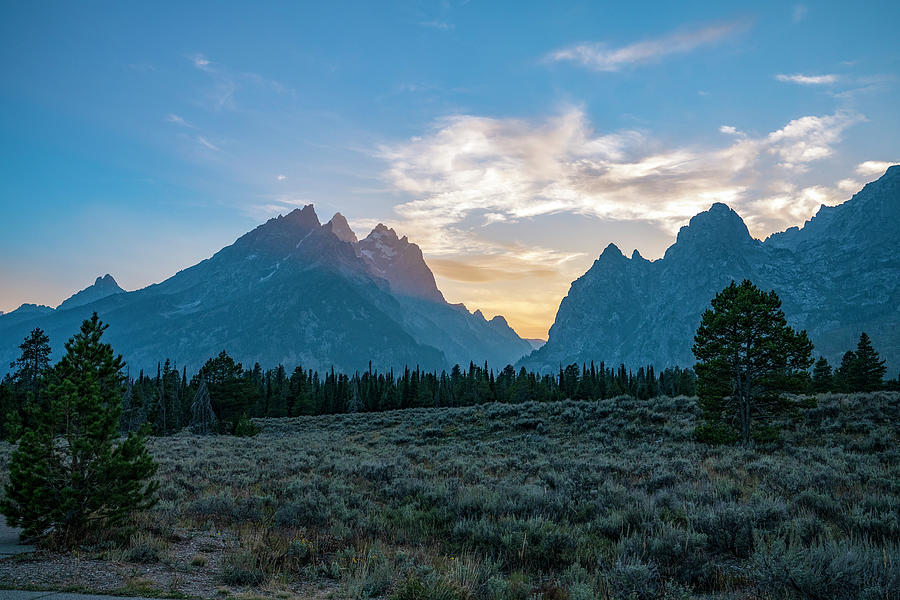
[
  {"left": 390, "top": 576, "right": 467, "bottom": 600},
  {"left": 606, "top": 557, "right": 662, "bottom": 600},
  {"left": 234, "top": 414, "right": 261, "bottom": 437},
  {"left": 694, "top": 422, "right": 740, "bottom": 445},
  {"left": 124, "top": 533, "right": 166, "bottom": 564},
  {"left": 221, "top": 550, "right": 265, "bottom": 585},
  {"left": 753, "top": 538, "right": 900, "bottom": 600}
]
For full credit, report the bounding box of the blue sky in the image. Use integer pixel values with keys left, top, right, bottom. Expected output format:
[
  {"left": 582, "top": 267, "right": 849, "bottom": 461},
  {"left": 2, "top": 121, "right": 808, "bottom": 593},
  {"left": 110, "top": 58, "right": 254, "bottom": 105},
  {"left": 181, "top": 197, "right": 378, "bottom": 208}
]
[{"left": 1, "top": 1, "right": 898, "bottom": 337}]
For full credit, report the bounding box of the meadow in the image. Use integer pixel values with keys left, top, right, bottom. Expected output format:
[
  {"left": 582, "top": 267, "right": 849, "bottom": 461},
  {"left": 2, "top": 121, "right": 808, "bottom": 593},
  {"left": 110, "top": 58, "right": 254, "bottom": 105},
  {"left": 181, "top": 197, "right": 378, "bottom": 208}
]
[{"left": 1, "top": 392, "right": 898, "bottom": 600}]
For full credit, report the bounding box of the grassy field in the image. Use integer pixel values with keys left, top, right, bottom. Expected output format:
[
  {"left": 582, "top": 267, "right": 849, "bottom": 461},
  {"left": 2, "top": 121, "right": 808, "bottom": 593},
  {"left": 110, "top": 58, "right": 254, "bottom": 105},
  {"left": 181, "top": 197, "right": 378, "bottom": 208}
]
[{"left": 1, "top": 392, "right": 899, "bottom": 599}]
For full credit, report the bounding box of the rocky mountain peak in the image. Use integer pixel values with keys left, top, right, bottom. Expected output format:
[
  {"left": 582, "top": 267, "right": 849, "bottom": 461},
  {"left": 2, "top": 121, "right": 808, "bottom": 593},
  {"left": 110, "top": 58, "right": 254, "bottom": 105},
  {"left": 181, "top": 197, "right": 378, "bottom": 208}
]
[
  {"left": 57, "top": 274, "right": 125, "bottom": 311},
  {"left": 671, "top": 202, "right": 752, "bottom": 253},
  {"left": 357, "top": 224, "right": 445, "bottom": 303},
  {"left": 94, "top": 274, "right": 121, "bottom": 289},
  {"left": 326, "top": 212, "right": 358, "bottom": 244},
  {"left": 284, "top": 204, "right": 321, "bottom": 229},
  {"left": 599, "top": 243, "right": 625, "bottom": 260}
]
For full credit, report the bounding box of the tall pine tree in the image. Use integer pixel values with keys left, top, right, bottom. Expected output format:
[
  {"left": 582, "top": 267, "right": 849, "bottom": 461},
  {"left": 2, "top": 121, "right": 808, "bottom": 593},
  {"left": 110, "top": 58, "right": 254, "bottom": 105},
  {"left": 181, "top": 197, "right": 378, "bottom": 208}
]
[{"left": 1, "top": 314, "right": 158, "bottom": 544}]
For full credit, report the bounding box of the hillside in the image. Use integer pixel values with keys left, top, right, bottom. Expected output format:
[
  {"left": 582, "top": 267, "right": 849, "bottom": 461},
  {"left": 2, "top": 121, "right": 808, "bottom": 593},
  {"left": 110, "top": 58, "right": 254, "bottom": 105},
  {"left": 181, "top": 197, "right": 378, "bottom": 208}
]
[{"left": 1, "top": 392, "right": 897, "bottom": 598}]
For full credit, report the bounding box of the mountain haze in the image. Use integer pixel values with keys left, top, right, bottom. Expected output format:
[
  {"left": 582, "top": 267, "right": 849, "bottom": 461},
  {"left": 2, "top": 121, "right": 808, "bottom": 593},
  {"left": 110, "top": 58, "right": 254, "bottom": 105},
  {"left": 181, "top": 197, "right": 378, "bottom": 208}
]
[
  {"left": 521, "top": 166, "right": 900, "bottom": 374},
  {"left": 0, "top": 207, "right": 531, "bottom": 374}
]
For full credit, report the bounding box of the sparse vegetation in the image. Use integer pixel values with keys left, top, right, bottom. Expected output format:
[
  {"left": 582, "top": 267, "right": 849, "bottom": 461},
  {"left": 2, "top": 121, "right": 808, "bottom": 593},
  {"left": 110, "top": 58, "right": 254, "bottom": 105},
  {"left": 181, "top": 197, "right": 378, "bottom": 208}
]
[{"left": 2, "top": 390, "right": 896, "bottom": 599}]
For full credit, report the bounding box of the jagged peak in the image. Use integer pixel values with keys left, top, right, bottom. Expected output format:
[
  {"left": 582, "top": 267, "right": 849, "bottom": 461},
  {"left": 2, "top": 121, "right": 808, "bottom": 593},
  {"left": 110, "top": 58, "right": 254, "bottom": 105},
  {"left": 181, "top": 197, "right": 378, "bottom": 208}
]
[
  {"left": 489, "top": 314, "right": 510, "bottom": 328},
  {"left": 367, "top": 223, "right": 399, "bottom": 241},
  {"left": 283, "top": 204, "right": 321, "bottom": 229},
  {"left": 94, "top": 274, "right": 122, "bottom": 288},
  {"left": 326, "top": 212, "right": 358, "bottom": 244},
  {"left": 674, "top": 202, "right": 752, "bottom": 246},
  {"left": 599, "top": 243, "right": 625, "bottom": 260}
]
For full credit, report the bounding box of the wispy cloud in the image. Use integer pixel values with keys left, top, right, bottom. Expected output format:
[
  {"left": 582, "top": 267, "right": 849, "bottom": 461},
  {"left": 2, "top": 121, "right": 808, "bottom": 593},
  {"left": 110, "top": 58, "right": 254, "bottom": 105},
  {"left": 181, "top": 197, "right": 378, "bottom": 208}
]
[
  {"left": 185, "top": 53, "right": 293, "bottom": 112},
  {"left": 164, "top": 113, "right": 195, "bottom": 128},
  {"left": 196, "top": 136, "right": 220, "bottom": 152},
  {"left": 418, "top": 20, "right": 454, "bottom": 31},
  {"left": 776, "top": 73, "right": 838, "bottom": 85},
  {"left": 189, "top": 53, "right": 213, "bottom": 72},
  {"left": 546, "top": 21, "right": 746, "bottom": 71},
  {"left": 792, "top": 5, "right": 808, "bottom": 22}
]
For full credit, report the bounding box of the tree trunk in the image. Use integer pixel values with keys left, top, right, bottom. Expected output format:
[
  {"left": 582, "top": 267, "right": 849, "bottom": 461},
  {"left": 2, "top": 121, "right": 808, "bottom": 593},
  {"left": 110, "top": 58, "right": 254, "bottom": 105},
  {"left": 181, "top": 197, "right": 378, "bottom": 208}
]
[{"left": 740, "top": 391, "right": 751, "bottom": 445}]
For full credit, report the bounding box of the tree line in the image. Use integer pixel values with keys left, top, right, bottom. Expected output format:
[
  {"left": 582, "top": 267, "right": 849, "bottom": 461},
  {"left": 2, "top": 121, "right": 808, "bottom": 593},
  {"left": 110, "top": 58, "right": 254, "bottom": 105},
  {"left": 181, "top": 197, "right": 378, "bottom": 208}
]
[{"left": 2, "top": 332, "right": 698, "bottom": 436}]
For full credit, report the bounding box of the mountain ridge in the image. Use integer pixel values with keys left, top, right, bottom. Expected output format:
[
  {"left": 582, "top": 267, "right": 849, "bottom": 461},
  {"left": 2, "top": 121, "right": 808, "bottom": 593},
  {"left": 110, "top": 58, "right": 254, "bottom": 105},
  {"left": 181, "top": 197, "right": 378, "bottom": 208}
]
[
  {"left": 0, "top": 207, "right": 531, "bottom": 374},
  {"left": 520, "top": 166, "right": 900, "bottom": 374}
]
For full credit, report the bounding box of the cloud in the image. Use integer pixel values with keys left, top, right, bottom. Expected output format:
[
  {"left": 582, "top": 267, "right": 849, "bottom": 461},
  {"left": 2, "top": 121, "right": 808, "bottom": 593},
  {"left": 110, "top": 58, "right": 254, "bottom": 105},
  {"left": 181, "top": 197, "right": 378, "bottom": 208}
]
[
  {"left": 244, "top": 196, "right": 314, "bottom": 221},
  {"left": 378, "top": 108, "right": 865, "bottom": 246},
  {"left": 196, "top": 136, "right": 220, "bottom": 152},
  {"left": 164, "top": 113, "right": 195, "bottom": 128},
  {"left": 856, "top": 160, "right": 897, "bottom": 176},
  {"left": 189, "top": 53, "right": 213, "bottom": 72},
  {"left": 418, "top": 20, "right": 454, "bottom": 30},
  {"left": 765, "top": 111, "right": 864, "bottom": 170},
  {"left": 776, "top": 73, "right": 838, "bottom": 85},
  {"left": 719, "top": 125, "right": 741, "bottom": 135},
  {"left": 277, "top": 174, "right": 287, "bottom": 181},
  {"left": 186, "top": 53, "right": 293, "bottom": 112},
  {"left": 792, "top": 5, "right": 808, "bottom": 22},
  {"left": 546, "top": 21, "right": 745, "bottom": 71}
]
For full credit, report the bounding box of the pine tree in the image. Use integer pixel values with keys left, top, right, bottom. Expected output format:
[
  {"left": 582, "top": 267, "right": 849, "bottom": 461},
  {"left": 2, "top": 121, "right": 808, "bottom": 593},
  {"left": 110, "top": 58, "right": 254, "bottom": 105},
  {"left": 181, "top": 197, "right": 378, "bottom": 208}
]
[
  {"left": 0, "top": 314, "right": 158, "bottom": 544},
  {"left": 693, "top": 280, "right": 813, "bottom": 445},
  {"left": 811, "top": 356, "right": 833, "bottom": 393},
  {"left": 835, "top": 350, "right": 859, "bottom": 392},
  {"left": 7, "top": 328, "right": 52, "bottom": 437},
  {"left": 853, "top": 333, "right": 887, "bottom": 392}
]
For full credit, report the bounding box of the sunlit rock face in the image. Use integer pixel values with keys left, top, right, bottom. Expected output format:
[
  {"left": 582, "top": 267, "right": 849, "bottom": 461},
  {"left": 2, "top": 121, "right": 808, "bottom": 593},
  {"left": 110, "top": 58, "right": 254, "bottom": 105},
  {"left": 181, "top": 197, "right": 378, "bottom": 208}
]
[
  {"left": 521, "top": 166, "right": 900, "bottom": 374},
  {"left": 0, "top": 206, "right": 531, "bottom": 374}
]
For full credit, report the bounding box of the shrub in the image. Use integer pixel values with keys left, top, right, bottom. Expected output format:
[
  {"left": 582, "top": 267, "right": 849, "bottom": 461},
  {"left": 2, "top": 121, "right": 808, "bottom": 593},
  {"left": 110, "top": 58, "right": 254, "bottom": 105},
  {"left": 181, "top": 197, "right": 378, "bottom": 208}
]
[
  {"left": 694, "top": 422, "right": 740, "bottom": 445},
  {"left": 124, "top": 533, "right": 166, "bottom": 564},
  {"left": 753, "top": 538, "right": 900, "bottom": 600},
  {"left": 234, "top": 414, "right": 261, "bottom": 437},
  {"left": 606, "top": 557, "right": 662, "bottom": 600},
  {"left": 221, "top": 550, "right": 265, "bottom": 586},
  {"left": 390, "top": 576, "right": 467, "bottom": 600}
]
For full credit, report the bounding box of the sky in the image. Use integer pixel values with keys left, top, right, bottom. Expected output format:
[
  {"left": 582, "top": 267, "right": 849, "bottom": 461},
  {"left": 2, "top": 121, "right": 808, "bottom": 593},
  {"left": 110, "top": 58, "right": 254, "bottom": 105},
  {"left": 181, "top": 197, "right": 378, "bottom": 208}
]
[{"left": 1, "top": 1, "right": 898, "bottom": 339}]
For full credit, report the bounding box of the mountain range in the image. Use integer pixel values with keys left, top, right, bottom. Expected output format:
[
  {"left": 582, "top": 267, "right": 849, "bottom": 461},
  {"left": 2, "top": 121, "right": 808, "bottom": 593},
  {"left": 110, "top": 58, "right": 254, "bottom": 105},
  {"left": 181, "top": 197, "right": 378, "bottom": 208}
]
[
  {"left": 520, "top": 165, "right": 900, "bottom": 375},
  {"left": 3, "top": 167, "right": 898, "bottom": 377},
  {"left": 0, "top": 207, "right": 532, "bottom": 374}
]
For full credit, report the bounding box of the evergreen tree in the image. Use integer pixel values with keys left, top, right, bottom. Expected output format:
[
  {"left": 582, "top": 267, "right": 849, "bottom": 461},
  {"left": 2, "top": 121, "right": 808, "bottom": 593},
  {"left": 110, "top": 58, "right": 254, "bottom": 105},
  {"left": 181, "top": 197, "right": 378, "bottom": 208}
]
[
  {"left": 853, "top": 333, "right": 886, "bottom": 392},
  {"left": 693, "top": 280, "right": 813, "bottom": 445},
  {"left": 1, "top": 314, "right": 158, "bottom": 544},
  {"left": 835, "top": 351, "right": 858, "bottom": 392},
  {"left": 7, "top": 328, "right": 52, "bottom": 437},
  {"left": 811, "top": 356, "right": 833, "bottom": 393}
]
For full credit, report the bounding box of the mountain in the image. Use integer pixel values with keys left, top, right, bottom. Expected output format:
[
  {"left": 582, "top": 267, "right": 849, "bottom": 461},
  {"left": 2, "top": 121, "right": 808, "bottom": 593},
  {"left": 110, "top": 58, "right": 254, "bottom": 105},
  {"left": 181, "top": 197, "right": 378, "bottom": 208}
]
[
  {"left": 0, "top": 206, "right": 531, "bottom": 374},
  {"left": 0, "top": 304, "right": 56, "bottom": 328},
  {"left": 357, "top": 224, "right": 445, "bottom": 303},
  {"left": 525, "top": 339, "right": 547, "bottom": 351},
  {"left": 521, "top": 166, "right": 900, "bottom": 374},
  {"left": 57, "top": 274, "right": 125, "bottom": 310}
]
